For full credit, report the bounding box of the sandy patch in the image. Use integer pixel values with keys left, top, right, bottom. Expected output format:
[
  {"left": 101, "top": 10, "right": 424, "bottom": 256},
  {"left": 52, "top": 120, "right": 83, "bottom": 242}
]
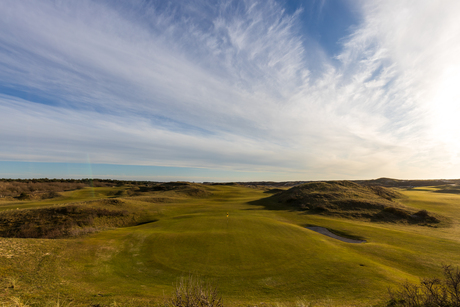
[{"left": 306, "top": 227, "right": 366, "bottom": 243}]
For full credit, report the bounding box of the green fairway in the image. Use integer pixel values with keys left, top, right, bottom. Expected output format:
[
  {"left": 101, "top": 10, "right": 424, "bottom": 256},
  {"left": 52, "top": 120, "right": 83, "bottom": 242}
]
[{"left": 1, "top": 184, "right": 460, "bottom": 306}]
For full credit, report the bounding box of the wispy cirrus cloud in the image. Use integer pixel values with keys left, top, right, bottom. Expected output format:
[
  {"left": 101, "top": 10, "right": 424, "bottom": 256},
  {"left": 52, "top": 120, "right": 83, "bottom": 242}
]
[
  {"left": 335, "top": 0, "right": 460, "bottom": 177},
  {"left": 0, "top": 0, "right": 459, "bottom": 180}
]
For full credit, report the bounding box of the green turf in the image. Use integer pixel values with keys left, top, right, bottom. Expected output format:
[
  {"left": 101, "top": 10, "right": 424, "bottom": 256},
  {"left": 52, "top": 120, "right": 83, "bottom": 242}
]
[
  {"left": 0, "top": 186, "right": 127, "bottom": 211},
  {"left": 1, "top": 184, "right": 460, "bottom": 306}
]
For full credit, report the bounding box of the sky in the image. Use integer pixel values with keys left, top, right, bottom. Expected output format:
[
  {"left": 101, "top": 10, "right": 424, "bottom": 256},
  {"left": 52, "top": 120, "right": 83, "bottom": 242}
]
[{"left": 1, "top": 0, "right": 460, "bottom": 182}]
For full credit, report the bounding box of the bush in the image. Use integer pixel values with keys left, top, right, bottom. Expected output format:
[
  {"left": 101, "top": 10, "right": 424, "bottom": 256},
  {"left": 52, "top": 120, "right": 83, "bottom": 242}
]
[
  {"left": 388, "top": 265, "right": 460, "bottom": 306},
  {"left": 170, "top": 277, "right": 223, "bottom": 307}
]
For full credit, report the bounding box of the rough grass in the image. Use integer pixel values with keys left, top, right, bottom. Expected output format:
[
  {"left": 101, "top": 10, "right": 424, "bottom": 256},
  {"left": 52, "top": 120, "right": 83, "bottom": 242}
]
[
  {"left": 0, "top": 182, "right": 460, "bottom": 306},
  {"left": 273, "top": 181, "right": 441, "bottom": 225},
  {"left": 148, "top": 182, "right": 212, "bottom": 197},
  {"left": 275, "top": 181, "right": 401, "bottom": 210},
  {"left": 0, "top": 200, "right": 139, "bottom": 238},
  {"left": 0, "top": 186, "right": 131, "bottom": 212},
  {"left": 0, "top": 179, "right": 126, "bottom": 201},
  {"left": 170, "top": 276, "right": 223, "bottom": 307}
]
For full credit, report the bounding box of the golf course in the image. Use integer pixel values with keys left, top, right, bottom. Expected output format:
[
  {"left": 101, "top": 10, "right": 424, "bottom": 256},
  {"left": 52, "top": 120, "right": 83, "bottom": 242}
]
[{"left": 1, "top": 179, "right": 460, "bottom": 306}]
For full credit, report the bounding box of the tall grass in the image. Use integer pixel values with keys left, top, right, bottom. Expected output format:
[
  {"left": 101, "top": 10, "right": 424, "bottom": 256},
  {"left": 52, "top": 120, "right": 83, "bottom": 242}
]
[{"left": 170, "top": 276, "right": 223, "bottom": 307}]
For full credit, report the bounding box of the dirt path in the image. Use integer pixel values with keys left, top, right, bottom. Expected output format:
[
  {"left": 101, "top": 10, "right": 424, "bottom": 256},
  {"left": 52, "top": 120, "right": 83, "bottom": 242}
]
[{"left": 306, "top": 226, "right": 366, "bottom": 243}]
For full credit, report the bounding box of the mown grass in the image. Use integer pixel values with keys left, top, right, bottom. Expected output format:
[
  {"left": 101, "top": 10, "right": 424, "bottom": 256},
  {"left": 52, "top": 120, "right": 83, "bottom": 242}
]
[{"left": 1, "top": 183, "right": 460, "bottom": 306}]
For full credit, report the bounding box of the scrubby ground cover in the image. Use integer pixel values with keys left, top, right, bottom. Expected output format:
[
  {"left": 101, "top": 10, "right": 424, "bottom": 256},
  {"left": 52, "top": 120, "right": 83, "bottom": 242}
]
[
  {"left": 388, "top": 264, "right": 460, "bottom": 307},
  {"left": 272, "top": 181, "right": 441, "bottom": 224},
  {"left": 0, "top": 181, "right": 460, "bottom": 306}
]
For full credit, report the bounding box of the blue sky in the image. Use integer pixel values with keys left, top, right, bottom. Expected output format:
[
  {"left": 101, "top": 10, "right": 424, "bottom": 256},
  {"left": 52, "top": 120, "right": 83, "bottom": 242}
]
[{"left": 1, "top": 0, "right": 460, "bottom": 182}]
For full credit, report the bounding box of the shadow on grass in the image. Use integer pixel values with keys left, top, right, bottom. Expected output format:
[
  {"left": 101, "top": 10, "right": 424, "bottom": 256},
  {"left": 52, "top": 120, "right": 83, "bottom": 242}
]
[
  {"left": 135, "top": 219, "right": 158, "bottom": 226},
  {"left": 434, "top": 189, "right": 460, "bottom": 194},
  {"left": 246, "top": 193, "right": 296, "bottom": 211},
  {"left": 263, "top": 188, "right": 285, "bottom": 194}
]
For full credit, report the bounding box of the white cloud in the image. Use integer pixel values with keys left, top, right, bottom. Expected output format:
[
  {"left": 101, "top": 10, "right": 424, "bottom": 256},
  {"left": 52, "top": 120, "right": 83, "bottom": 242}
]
[
  {"left": 341, "top": 0, "right": 460, "bottom": 177},
  {"left": 1, "top": 0, "right": 460, "bottom": 180}
]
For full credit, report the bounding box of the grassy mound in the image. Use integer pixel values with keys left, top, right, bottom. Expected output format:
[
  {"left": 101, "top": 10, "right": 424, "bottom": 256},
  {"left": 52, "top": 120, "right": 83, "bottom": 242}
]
[
  {"left": 276, "top": 181, "right": 440, "bottom": 224},
  {"left": 148, "top": 182, "right": 212, "bottom": 197},
  {"left": 0, "top": 199, "right": 144, "bottom": 238},
  {"left": 355, "top": 177, "right": 460, "bottom": 187},
  {"left": 434, "top": 184, "right": 460, "bottom": 194}
]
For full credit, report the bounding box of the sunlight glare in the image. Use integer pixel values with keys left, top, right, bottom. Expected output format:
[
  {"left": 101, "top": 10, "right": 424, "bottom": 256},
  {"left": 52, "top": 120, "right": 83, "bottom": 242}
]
[{"left": 431, "top": 65, "right": 460, "bottom": 154}]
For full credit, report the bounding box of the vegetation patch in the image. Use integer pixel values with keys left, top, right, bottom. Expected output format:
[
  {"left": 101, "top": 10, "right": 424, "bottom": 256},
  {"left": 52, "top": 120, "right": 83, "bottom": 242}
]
[
  {"left": 0, "top": 179, "right": 115, "bottom": 200},
  {"left": 433, "top": 184, "right": 460, "bottom": 194},
  {"left": 388, "top": 265, "right": 460, "bottom": 307},
  {"left": 355, "top": 177, "right": 460, "bottom": 188},
  {"left": 275, "top": 181, "right": 440, "bottom": 225},
  {"left": 132, "top": 196, "right": 178, "bottom": 203},
  {"left": 0, "top": 201, "right": 141, "bottom": 238},
  {"left": 170, "top": 276, "right": 223, "bottom": 307},
  {"left": 0, "top": 178, "right": 163, "bottom": 202},
  {"left": 263, "top": 188, "right": 286, "bottom": 194},
  {"left": 139, "top": 182, "right": 212, "bottom": 197}
]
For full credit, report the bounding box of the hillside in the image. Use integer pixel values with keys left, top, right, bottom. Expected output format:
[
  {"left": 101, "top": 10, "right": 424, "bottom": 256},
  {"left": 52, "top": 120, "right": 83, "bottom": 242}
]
[
  {"left": 354, "top": 177, "right": 460, "bottom": 187},
  {"left": 0, "top": 199, "right": 146, "bottom": 239},
  {"left": 274, "top": 181, "right": 441, "bottom": 224}
]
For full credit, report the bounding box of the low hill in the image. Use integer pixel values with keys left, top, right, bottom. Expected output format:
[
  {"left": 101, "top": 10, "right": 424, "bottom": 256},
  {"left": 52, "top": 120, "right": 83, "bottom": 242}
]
[
  {"left": 275, "top": 181, "right": 440, "bottom": 224},
  {"left": 0, "top": 199, "right": 148, "bottom": 239},
  {"left": 136, "top": 181, "right": 212, "bottom": 197},
  {"left": 354, "top": 177, "right": 460, "bottom": 187}
]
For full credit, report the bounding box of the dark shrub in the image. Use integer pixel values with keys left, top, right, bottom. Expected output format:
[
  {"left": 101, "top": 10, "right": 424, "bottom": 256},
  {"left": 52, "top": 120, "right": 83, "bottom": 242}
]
[
  {"left": 388, "top": 265, "right": 460, "bottom": 306},
  {"left": 415, "top": 210, "right": 429, "bottom": 218},
  {"left": 17, "top": 192, "right": 29, "bottom": 200}
]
